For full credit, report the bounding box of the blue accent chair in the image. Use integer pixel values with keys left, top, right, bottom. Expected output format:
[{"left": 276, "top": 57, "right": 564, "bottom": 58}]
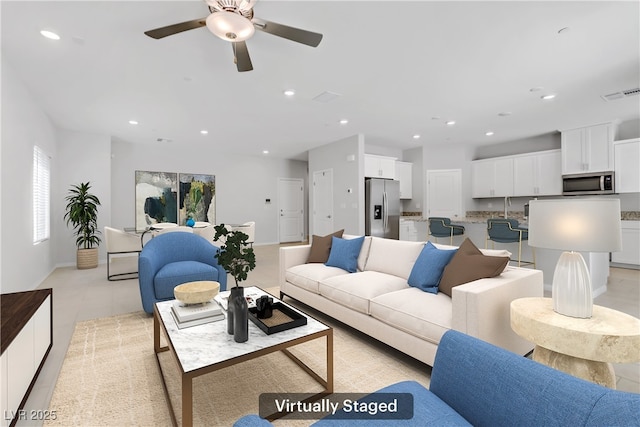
[
  {"left": 428, "top": 217, "right": 465, "bottom": 245},
  {"left": 138, "top": 232, "right": 227, "bottom": 314},
  {"left": 486, "top": 218, "right": 536, "bottom": 267},
  {"left": 234, "top": 330, "right": 640, "bottom": 426}
]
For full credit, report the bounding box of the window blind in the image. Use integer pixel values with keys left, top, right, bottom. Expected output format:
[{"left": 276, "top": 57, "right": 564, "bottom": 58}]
[{"left": 33, "top": 146, "right": 51, "bottom": 244}]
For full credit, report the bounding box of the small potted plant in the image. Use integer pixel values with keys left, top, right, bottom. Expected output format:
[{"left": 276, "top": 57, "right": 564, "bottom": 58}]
[
  {"left": 64, "top": 182, "right": 101, "bottom": 269},
  {"left": 214, "top": 224, "right": 256, "bottom": 342}
]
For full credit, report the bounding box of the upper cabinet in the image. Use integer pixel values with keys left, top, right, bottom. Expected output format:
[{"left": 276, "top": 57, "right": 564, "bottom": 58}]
[
  {"left": 561, "top": 122, "right": 615, "bottom": 174},
  {"left": 472, "top": 150, "right": 562, "bottom": 198},
  {"left": 471, "top": 157, "right": 514, "bottom": 198},
  {"left": 614, "top": 138, "right": 640, "bottom": 193},
  {"left": 395, "top": 161, "right": 413, "bottom": 199},
  {"left": 513, "top": 150, "right": 562, "bottom": 196},
  {"left": 364, "top": 154, "right": 396, "bottom": 179}
]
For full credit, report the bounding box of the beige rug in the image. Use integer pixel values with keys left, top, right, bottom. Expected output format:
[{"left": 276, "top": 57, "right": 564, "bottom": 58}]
[{"left": 46, "top": 305, "right": 431, "bottom": 426}]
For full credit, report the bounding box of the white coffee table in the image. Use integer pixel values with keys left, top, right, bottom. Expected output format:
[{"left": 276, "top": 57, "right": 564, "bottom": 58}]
[{"left": 153, "top": 286, "right": 333, "bottom": 426}]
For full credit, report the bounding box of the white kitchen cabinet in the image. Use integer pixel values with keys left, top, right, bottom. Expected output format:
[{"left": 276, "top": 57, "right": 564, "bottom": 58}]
[
  {"left": 513, "top": 150, "right": 562, "bottom": 196},
  {"left": 614, "top": 138, "right": 640, "bottom": 193},
  {"left": 611, "top": 221, "right": 640, "bottom": 266},
  {"left": 399, "top": 219, "right": 417, "bottom": 241},
  {"left": 471, "top": 157, "right": 514, "bottom": 198},
  {"left": 561, "top": 122, "right": 615, "bottom": 174},
  {"left": 395, "top": 161, "right": 413, "bottom": 199},
  {"left": 364, "top": 154, "right": 396, "bottom": 179}
]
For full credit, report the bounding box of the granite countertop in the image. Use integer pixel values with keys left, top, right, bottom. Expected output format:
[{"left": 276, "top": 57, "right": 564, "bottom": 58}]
[{"left": 401, "top": 211, "right": 640, "bottom": 223}]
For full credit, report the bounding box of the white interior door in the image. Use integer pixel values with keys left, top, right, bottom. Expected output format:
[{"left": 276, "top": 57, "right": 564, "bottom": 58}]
[
  {"left": 312, "top": 169, "right": 334, "bottom": 236},
  {"left": 426, "top": 169, "right": 463, "bottom": 218},
  {"left": 278, "top": 178, "right": 304, "bottom": 243}
]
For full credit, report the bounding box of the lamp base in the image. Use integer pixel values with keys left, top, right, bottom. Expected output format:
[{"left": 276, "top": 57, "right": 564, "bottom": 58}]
[{"left": 552, "top": 251, "right": 592, "bottom": 318}]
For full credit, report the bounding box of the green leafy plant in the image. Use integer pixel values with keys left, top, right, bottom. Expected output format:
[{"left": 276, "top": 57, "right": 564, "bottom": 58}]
[
  {"left": 64, "top": 182, "right": 101, "bottom": 249},
  {"left": 214, "top": 224, "right": 256, "bottom": 287}
]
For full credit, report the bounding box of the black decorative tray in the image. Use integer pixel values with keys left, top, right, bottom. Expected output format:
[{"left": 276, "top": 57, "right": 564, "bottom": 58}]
[{"left": 248, "top": 302, "right": 307, "bottom": 335}]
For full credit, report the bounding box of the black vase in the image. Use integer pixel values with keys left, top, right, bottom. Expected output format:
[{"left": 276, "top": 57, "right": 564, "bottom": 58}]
[
  {"left": 227, "top": 286, "right": 243, "bottom": 335},
  {"left": 232, "top": 287, "right": 249, "bottom": 343}
]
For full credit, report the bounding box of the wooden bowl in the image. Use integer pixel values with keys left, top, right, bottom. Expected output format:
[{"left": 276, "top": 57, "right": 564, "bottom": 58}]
[{"left": 174, "top": 281, "right": 220, "bottom": 305}]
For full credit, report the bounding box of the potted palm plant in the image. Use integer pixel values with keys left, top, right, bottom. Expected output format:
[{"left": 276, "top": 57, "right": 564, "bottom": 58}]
[
  {"left": 64, "top": 182, "right": 102, "bottom": 269},
  {"left": 214, "top": 224, "right": 256, "bottom": 342}
]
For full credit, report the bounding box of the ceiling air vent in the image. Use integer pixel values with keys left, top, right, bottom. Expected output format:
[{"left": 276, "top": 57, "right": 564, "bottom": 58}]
[{"left": 601, "top": 87, "right": 640, "bottom": 102}]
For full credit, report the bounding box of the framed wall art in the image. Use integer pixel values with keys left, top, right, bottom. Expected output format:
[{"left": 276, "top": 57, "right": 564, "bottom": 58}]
[{"left": 134, "top": 171, "right": 178, "bottom": 231}]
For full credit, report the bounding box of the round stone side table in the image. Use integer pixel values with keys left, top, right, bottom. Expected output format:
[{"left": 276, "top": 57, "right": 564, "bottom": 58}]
[{"left": 510, "top": 297, "right": 640, "bottom": 389}]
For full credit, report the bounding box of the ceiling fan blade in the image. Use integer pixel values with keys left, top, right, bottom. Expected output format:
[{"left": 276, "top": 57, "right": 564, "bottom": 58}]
[
  {"left": 233, "top": 41, "right": 253, "bottom": 72},
  {"left": 144, "top": 18, "right": 207, "bottom": 39},
  {"left": 252, "top": 18, "right": 322, "bottom": 47}
]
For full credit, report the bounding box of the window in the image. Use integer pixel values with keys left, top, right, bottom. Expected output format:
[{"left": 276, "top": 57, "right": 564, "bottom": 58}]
[{"left": 33, "top": 146, "right": 51, "bottom": 244}]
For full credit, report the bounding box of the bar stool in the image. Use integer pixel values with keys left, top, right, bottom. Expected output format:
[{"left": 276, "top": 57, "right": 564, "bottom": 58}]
[
  {"left": 486, "top": 218, "right": 536, "bottom": 268},
  {"left": 428, "top": 217, "right": 465, "bottom": 245}
]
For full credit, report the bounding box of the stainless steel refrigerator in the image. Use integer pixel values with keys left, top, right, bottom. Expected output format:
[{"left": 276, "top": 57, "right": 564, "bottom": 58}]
[{"left": 365, "top": 178, "right": 400, "bottom": 239}]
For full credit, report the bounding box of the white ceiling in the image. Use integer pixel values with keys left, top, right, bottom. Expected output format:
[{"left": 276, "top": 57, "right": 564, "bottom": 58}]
[{"left": 2, "top": 1, "right": 639, "bottom": 161}]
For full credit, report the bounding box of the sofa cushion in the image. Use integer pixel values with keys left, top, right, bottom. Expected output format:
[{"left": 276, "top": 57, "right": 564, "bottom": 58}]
[
  {"left": 344, "top": 235, "right": 372, "bottom": 272},
  {"left": 319, "top": 271, "right": 409, "bottom": 314},
  {"left": 408, "top": 242, "right": 457, "bottom": 293},
  {"left": 154, "top": 261, "right": 218, "bottom": 300},
  {"left": 439, "top": 238, "right": 510, "bottom": 297},
  {"left": 307, "top": 229, "right": 344, "bottom": 263},
  {"left": 285, "top": 264, "right": 348, "bottom": 294},
  {"left": 370, "top": 288, "right": 452, "bottom": 344},
  {"left": 325, "top": 236, "right": 365, "bottom": 273},
  {"left": 364, "top": 237, "right": 424, "bottom": 280}
]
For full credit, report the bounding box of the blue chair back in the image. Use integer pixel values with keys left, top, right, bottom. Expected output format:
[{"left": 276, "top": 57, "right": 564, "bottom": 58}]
[
  {"left": 487, "top": 218, "right": 528, "bottom": 243},
  {"left": 429, "top": 217, "right": 452, "bottom": 238}
]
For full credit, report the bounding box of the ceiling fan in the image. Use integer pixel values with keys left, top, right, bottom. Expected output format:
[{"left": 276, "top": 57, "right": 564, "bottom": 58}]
[{"left": 144, "top": 0, "right": 323, "bottom": 72}]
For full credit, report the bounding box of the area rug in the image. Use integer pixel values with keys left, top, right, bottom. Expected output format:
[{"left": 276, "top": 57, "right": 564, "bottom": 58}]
[{"left": 45, "top": 307, "right": 430, "bottom": 426}]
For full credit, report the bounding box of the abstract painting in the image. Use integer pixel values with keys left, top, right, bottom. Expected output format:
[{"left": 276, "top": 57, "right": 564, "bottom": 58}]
[
  {"left": 134, "top": 171, "right": 178, "bottom": 231},
  {"left": 178, "top": 173, "right": 216, "bottom": 226}
]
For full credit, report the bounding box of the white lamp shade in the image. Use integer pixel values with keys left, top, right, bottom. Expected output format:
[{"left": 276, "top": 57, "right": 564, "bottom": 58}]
[
  {"left": 528, "top": 199, "right": 622, "bottom": 252},
  {"left": 206, "top": 11, "right": 255, "bottom": 42}
]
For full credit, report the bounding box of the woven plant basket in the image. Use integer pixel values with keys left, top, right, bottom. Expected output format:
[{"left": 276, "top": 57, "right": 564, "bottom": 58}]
[{"left": 77, "top": 248, "right": 98, "bottom": 269}]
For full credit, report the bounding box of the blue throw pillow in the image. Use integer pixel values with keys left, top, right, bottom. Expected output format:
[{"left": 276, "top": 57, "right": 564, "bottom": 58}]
[
  {"left": 408, "top": 242, "right": 457, "bottom": 293},
  {"left": 325, "top": 236, "right": 365, "bottom": 273}
]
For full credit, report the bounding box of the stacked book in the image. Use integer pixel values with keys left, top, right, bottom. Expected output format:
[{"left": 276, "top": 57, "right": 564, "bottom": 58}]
[{"left": 171, "top": 300, "right": 224, "bottom": 329}]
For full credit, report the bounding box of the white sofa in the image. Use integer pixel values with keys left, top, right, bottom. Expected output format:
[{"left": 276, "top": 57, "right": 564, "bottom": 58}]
[{"left": 279, "top": 235, "right": 543, "bottom": 366}]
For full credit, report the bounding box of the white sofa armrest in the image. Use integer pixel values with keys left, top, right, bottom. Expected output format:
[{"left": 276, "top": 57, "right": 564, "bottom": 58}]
[
  {"left": 279, "top": 245, "right": 312, "bottom": 287},
  {"left": 451, "top": 266, "right": 543, "bottom": 355}
]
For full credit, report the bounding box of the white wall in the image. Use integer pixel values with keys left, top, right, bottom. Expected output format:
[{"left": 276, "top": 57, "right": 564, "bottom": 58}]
[
  {"left": 308, "top": 134, "right": 364, "bottom": 235},
  {"left": 1, "top": 60, "right": 58, "bottom": 293},
  {"left": 110, "top": 139, "right": 308, "bottom": 245},
  {"left": 55, "top": 129, "right": 112, "bottom": 266}
]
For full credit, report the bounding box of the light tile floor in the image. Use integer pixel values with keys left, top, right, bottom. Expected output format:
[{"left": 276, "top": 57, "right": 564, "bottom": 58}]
[{"left": 18, "top": 245, "right": 640, "bottom": 426}]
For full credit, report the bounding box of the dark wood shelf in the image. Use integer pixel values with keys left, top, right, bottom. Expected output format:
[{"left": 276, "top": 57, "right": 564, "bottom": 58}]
[{"left": 1, "top": 288, "right": 53, "bottom": 354}]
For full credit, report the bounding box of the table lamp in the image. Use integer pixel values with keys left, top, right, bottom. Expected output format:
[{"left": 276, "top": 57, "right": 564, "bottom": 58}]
[{"left": 528, "top": 199, "right": 622, "bottom": 318}]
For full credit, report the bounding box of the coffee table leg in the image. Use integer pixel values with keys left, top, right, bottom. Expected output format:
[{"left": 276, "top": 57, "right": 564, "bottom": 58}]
[
  {"left": 183, "top": 375, "right": 193, "bottom": 427},
  {"left": 326, "top": 330, "right": 334, "bottom": 393}
]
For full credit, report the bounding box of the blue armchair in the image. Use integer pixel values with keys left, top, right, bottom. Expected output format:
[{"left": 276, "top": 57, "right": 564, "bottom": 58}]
[{"left": 138, "top": 232, "right": 227, "bottom": 314}]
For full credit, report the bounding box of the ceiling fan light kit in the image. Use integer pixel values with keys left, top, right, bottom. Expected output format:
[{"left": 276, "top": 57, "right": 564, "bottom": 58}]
[
  {"left": 144, "top": 0, "right": 322, "bottom": 72},
  {"left": 206, "top": 11, "right": 255, "bottom": 42}
]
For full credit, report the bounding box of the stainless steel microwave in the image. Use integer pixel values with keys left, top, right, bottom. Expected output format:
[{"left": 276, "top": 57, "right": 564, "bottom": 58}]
[{"left": 562, "top": 172, "right": 615, "bottom": 196}]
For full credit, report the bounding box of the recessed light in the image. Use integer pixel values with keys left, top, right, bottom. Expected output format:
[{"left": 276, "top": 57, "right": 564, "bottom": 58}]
[
  {"left": 200, "top": 130, "right": 208, "bottom": 135},
  {"left": 339, "top": 119, "right": 349, "bottom": 125},
  {"left": 128, "top": 120, "right": 138, "bottom": 125},
  {"left": 485, "top": 131, "right": 494, "bottom": 136},
  {"left": 283, "top": 90, "right": 295, "bottom": 96},
  {"left": 412, "top": 134, "right": 421, "bottom": 139},
  {"left": 541, "top": 94, "right": 556, "bottom": 100},
  {"left": 262, "top": 150, "right": 269, "bottom": 155},
  {"left": 40, "top": 30, "right": 60, "bottom": 40},
  {"left": 445, "top": 120, "right": 456, "bottom": 126}
]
